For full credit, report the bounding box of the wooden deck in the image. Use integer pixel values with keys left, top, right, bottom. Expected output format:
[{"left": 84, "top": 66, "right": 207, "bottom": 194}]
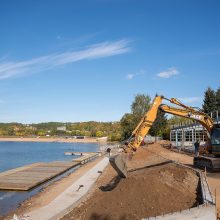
[
  {"left": 0, "top": 153, "right": 101, "bottom": 191},
  {"left": 0, "top": 151, "right": 102, "bottom": 191},
  {"left": 65, "top": 151, "right": 100, "bottom": 156},
  {"left": 0, "top": 161, "right": 79, "bottom": 191}
]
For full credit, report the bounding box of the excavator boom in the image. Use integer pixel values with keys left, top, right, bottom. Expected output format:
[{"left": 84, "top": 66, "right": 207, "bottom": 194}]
[
  {"left": 128, "top": 96, "right": 163, "bottom": 152},
  {"left": 110, "top": 96, "right": 163, "bottom": 178},
  {"left": 110, "top": 95, "right": 216, "bottom": 177}
]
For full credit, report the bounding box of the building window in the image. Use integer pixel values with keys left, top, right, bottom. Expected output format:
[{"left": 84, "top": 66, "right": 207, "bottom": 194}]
[
  {"left": 195, "top": 130, "right": 203, "bottom": 141},
  {"left": 177, "top": 131, "right": 182, "bottom": 142},
  {"left": 185, "top": 130, "right": 192, "bottom": 142},
  {"left": 171, "top": 131, "right": 176, "bottom": 141}
]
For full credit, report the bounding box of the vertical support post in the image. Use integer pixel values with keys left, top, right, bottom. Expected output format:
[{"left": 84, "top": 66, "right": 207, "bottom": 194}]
[
  {"left": 170, "top": 130, "right": 172, "bottom": 143},
  {"left": 175, "top": 129, "right": 178, "bottom": 148},
  {"left": 192, "top": 127, "right": 194, "bottom": 146},
  {"left": 181, "top": 127, "right": 184, "bottom": 150}
]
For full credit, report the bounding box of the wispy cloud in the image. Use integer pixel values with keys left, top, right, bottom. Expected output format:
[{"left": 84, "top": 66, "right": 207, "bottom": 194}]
[
  {"left": 178, "top": 97, "right": 202, "bottom": 104},
  {"left": 0, "top": 39, "right": 131, "bottom": 80},
  {"left": 126, "top": 69, "right": 145, "bottom": 80},
  {"left": 157, "top": 67, "right": 179, "bottom": 79}
]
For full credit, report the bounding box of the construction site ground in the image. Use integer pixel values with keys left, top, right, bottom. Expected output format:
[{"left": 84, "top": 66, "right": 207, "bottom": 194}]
[
  {"left": 3, "top": 142, "right": 220, "bottom": 220},
  {"left": 62, "top": 141, "right": 219, "bottom": 220}
]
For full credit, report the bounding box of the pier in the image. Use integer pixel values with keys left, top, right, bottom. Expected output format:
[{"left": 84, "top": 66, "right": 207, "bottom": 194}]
[
  {"left": 72, "top": 152, "right": 100, "bottom": 164},
  {"left": 64, "top": 151, "right": 101, "bottom": 156},
  {"left": 0, "top": 153, "right": 101, "bottom": 191}
]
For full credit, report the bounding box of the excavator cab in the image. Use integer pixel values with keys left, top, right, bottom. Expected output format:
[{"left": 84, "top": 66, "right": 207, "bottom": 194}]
[{"left": 211, "top": 126, "right": 220, "bottom": 155}]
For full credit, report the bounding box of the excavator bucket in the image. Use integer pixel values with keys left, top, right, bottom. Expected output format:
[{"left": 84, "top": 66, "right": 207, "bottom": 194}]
[{"left": 109, "top": 154, "right": 127, "bottom": 178}]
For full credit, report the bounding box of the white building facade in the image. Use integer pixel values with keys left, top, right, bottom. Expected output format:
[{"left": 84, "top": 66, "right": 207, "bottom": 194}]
[{"left": 170, "top": 111, "right": 219, "bottom": 148}]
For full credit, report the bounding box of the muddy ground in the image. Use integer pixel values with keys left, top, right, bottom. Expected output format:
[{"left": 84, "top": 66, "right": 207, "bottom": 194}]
[{"left": 62, "top": 146, "right": 201, "bottom": 220}]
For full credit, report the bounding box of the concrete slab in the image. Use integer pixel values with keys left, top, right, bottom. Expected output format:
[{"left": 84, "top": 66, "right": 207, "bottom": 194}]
[
  {"left": 25, "top": 157, "right": 109, "bottom": 220},
  {"left": 200, "top": 172, "right": 214, "bottom": 204}
]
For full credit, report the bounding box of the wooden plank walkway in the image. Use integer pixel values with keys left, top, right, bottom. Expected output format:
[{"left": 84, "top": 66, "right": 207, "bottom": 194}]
[
  {"left": 64, "top": 151, "right": 100, "bottom": 156},
  {"left": 0, "top": 161, "right": 80, "bottom": 191},
  {"left": 72, "top": 153, "right": 99, "bottom": 164}
]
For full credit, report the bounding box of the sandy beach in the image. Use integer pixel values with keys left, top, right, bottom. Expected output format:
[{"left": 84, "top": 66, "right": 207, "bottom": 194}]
[{"left": 0, "top": 137, "right": 107, "bottom": 143}]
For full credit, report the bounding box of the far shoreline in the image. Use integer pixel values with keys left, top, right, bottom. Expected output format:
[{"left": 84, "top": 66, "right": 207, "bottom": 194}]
[{"left": 0, "top": 136, "right": 108, "bottom": 143}]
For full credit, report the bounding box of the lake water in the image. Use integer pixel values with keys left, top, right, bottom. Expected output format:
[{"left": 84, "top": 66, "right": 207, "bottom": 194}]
[
  {"left": 0, "top": 141, "right": 101, "bottom": 172},
  {"left": 0, "top": 141, "right": 102, "bottom": 216}
]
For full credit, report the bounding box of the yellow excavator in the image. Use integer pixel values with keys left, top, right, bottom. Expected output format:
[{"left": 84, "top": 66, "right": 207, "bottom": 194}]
[{"left": 110, "top": 95, "right": 220, "bottom": 178}]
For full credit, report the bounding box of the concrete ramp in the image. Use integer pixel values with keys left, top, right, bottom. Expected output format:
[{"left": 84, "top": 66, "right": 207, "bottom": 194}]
[{"left": 25, "top": 157, "right": 109, "bottom": 220}]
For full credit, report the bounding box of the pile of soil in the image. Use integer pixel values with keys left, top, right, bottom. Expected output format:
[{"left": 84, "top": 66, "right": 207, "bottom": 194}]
[{"left": 62, "top": 162, "right": 200, "bottom": 220}]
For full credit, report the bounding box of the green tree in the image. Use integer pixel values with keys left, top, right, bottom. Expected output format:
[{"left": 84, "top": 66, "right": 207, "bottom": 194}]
[
  {"left": 120, "top": 94, "right": 152, "bottom": 140},
  {"left": 108, "top": 132, "right": 121, "bottom": 141},
  {"left": 120, "top": 113, "right": 135, "bottom": 140},
  {"left": 37, "top": 130, "right": 46, "bottom": 136},
  {"left": 96, "top": 130, "right": 104, "bottom": 137},
  {"left": 203, "top": 87, "right": 216, "bottom": 114},
  {"left": 131, "top": 94, "right": 151, "bottom": 125},
  {"left": 7, "top": 127, "right": 15, "bottom": 136}
]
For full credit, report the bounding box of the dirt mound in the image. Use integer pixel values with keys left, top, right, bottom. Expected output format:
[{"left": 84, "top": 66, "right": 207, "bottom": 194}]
[{"left": 62, "top": 163, "right": 200, "bottom": 220}]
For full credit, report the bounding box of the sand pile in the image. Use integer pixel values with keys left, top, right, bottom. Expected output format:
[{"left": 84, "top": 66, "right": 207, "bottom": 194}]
[{"left": 62, "top": 162, "right": 200, "bottom": 220}]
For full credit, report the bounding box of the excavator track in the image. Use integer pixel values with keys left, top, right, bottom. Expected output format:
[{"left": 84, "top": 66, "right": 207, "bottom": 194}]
[{"left": 194, "top": 156, "right": 220, "bottom": 171}]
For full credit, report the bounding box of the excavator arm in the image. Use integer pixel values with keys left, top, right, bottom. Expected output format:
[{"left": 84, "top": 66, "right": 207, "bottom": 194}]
[
  {"left": 110, "top": 95, "right": 214, "bottom": 177},
  {"left": 127, "top": 96, "right": 163, "bottom": 152},
  {"left": 162, "top": 97, "right": 213, "bottom": 133},
  {"left": 160, "top": 105, "right": 213, "bottom": 137},
  {"left": 125, "top": 96, "right": 213, "bottom": 153}
]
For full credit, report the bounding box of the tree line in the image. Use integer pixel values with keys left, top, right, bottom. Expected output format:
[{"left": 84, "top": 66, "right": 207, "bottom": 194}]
[{"left": 0, "top": 121, "right": 121, "bottom": 141}]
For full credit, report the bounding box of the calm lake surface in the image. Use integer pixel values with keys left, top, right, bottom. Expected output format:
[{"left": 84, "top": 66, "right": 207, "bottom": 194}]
[
  {"left": 0, "top": 141, "right": 101, "bottom": 172},
  {"left": 0, "top": 141, "right": 103, "bottom": 216}
]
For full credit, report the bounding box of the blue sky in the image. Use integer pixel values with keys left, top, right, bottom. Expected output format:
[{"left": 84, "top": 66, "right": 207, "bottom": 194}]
[{"left": 0, "top": 0, "right": 220, "bottom": 123}]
